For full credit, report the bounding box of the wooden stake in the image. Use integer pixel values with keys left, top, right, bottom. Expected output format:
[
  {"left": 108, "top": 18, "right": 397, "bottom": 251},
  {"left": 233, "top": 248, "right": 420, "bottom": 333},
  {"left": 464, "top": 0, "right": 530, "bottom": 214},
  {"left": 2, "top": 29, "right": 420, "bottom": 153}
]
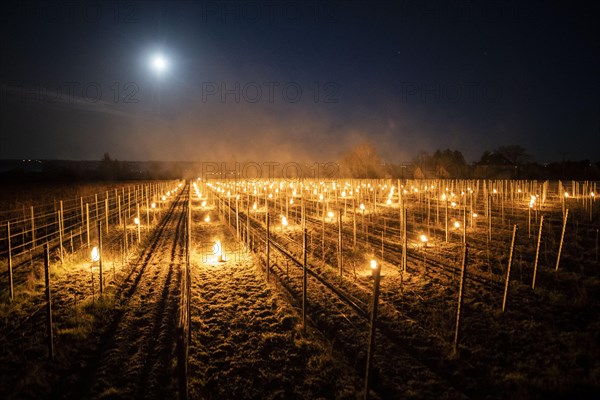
[
  {"left": 338, "top": 211, "right": 343, "bottom": 277},
  {"left": 532, "top": 215, "right": 544, "bottom": 290},
  {"left": 122, "top": 208, "right": 128, "bottom": 260},
  {"left": 105, "top": 197, "right": 110, "bottom": 234},
  {"left": 136, "top": 203, "right": 141, "bottom": 244},
  {"left": 364, "top": 261, "right": 382, "bottom": 400},
  {"left": 98, "top": 221, "right": 103, "bottom": 294},
  {"left": 30, "top": 206, "right": 36, "bottom": 248},
  {"left": 44, "top": 243, "right": 54, "bottom": 361},
  {"left": 266, "top": 214, "right": 270, "bottom": 282},
  {"left": 145, "top": 187, "right": 150, "bottom": 233},
  {"left": 453, "top": 244, "right": 468, "bottom": 354},
  {"left": 58, "top": 210, "right": 64, "bottom": 265},
  {"left": 555, "top": 209, "right": 568, "bottom": 271},
  {"left": 403, "top": 207, "right": 407, "bottom": 272},
  {"left": 86, "top": 203, "right": 90, "bottom": 248},
  {"left": 7, "top": 222, "right": 14, "bottom": 301},
  {"left": 445, "top": 198, "right": 449, "bottom": 243},
  {"left": 59, "top": 201, "right": 64, "bottom": 261},
  {"left": 488, "top": 196, "right": 492, "bottom": 242},
  {"left": 302, "top": 228, "right": 307, "bottom": 332},
  {"left": 353, "top": 198, "right": 357, "bottom": 249},
  {"left": 236, "top": 196, "right": 240, "bottom": 240},
  {"left": 502, "top": 224, "right": 518, "bottom": 313}
]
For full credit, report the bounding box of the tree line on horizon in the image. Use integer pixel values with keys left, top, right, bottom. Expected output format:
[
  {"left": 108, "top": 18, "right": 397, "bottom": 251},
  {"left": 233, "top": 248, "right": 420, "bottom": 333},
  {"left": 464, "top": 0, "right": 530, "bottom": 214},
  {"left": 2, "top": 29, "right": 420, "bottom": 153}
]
[
  {"left": 1, "top": 146, "right": 598, "bottom": 181},
  {"left": 340, "top": 141, "right": 600, "bottom": 180}
]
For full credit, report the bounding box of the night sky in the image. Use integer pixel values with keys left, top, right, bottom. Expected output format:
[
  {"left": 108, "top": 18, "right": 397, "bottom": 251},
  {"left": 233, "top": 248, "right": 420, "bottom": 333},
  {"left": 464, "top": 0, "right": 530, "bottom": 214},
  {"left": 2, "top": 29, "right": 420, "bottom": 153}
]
[{"left": 0, "top": 0, "right": 598, "bottom": 163}]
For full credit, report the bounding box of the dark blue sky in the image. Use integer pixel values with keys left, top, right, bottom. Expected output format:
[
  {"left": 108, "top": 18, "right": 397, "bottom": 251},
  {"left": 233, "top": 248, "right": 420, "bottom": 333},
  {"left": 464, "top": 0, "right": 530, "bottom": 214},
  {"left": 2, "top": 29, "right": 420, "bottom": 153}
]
[{"left": 0, "top": 0, "right": 597, "bottom": 163}]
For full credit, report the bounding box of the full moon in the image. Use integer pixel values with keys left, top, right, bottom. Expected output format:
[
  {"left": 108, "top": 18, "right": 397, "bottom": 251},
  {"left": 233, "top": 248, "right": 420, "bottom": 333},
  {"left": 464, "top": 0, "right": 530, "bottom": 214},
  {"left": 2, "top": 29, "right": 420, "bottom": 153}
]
[{"left": 151, "top": 54, "right": 168, "bottom": 72}]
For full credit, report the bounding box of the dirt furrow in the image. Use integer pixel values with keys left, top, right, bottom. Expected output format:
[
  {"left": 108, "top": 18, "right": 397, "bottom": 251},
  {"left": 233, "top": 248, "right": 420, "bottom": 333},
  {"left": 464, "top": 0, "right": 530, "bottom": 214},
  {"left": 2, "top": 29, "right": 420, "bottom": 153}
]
[
  {"left": 188, "top": 220, "right": 361, "bottom": 399},
  {"left": 78, "top": 187, "right": 187, "bottom": 399}
]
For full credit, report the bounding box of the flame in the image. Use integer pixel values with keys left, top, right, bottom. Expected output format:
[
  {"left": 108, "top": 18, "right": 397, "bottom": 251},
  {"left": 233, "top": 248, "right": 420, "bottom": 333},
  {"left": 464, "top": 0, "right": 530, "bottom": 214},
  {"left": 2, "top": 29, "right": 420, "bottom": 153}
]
[
  {"left": 213, "top": 240, "right": 222, "bottom": 258},
  {"left": 91, "top": 246, "right": 99, "bottom": 262}
]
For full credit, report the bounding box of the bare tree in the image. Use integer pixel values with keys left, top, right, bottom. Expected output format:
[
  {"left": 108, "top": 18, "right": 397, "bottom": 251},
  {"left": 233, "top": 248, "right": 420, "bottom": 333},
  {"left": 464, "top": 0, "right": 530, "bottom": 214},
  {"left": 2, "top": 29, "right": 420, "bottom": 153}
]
[
  {"left": 340, "top": 140, "right": 385, "bottom": 178},
  {"left": 495, "top": 145, "right": 532, "bottom": 165}
]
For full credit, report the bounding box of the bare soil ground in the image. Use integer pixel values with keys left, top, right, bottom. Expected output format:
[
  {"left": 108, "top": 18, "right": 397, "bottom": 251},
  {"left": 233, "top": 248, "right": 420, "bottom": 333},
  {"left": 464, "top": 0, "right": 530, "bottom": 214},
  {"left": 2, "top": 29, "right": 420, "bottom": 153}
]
[{"left": 188, "top": 211, "right": 362, "bottom": 399}]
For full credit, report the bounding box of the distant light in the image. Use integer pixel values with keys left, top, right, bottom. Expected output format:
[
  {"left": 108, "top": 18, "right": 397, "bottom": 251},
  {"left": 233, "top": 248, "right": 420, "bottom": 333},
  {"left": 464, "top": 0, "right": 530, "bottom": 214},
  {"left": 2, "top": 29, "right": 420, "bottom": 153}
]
[
  {"left": 281, "top": 216, "right": 288, "bottom": 226},
  {"left": 201, "top": 201, "right": 207, "bottom": 207},
  {"left": 290, "top": 198, "right": 294, "bottom": 204},
  {"left": 454, "top": 221, "right": 461, "bottom": 229},
  {"left": 327, "top": 211, "right": 334, "bottom": 219},
  {"left": 386, "top": 199, "right": 392, "bottom": 205},
  {"left": 204, "top": 215, "right": 210, "bottom": 222},
  {"left": 360, "top": 203, "right": 365, "bottom": 210},
  {"left": 134, "top": 217, "right": 140, "bottom": 225},
  {"left": 162, "top": 195, "right": 166, "bottom": 201},
  {"left": 253, "top": 202, "right": 257, "bottom": 210},
  {"left": 472, "top": 213, "right": 478, "bottom": 218},
  {"left": 420, "top": 234, "right": 428, "bottom": 243},
  {"left": 91, "top": 246, "right": 99, "bottom": 262},
  {"left": 370, "top": 259, "right": 377, "bottom": 269},
  {"left": 592, "top": 192, "right": 595, "bottom": 198},
  {"left": 564, "top": 192, "right": 569, "bottom": 198},
  {"left": 151, "top": 202, "right": 156, "bottom": 209}
]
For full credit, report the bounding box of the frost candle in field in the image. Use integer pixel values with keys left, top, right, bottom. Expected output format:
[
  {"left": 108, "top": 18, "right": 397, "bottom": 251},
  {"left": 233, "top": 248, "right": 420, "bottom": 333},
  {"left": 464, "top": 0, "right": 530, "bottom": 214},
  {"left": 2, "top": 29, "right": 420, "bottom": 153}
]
[
  {"left": 420, "top": 234, "right": 428, "bottom": 272},
  {"left": 213, "top": 240, "right": 223, "bottom": 262},
  {"left": 370, "top": 259, "right": 377, "bottom": 276}
]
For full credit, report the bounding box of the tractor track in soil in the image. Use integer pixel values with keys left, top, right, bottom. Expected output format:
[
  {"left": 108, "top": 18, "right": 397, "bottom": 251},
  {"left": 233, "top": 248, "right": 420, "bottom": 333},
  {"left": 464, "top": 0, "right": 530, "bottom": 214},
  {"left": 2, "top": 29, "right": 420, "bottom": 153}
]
[{"left": 56, "top": 184, "right": 189, "bottom": 400}]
